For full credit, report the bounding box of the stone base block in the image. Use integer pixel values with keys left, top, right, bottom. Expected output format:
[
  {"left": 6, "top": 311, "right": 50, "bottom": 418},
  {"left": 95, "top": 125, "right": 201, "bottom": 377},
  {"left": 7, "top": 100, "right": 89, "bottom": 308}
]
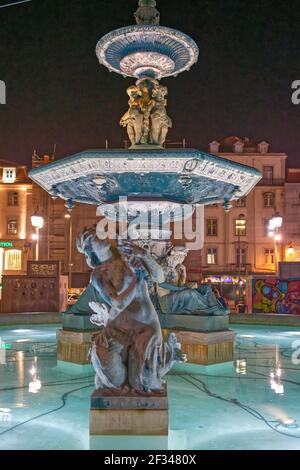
[
  {"left": 163, "top": 329, "right": 236, "bottom": 365},
  {"left": 90, "top": 387, "right": 168, "bottom": 436},
  {"left": 159, "top": 313, "right": 229, "bottom": 332},
  {"left": 56, "top": 329, "right": 94, "bottom": 365},
  {"left": 62, "top": 313, "right": 101, "bottom": 332}
]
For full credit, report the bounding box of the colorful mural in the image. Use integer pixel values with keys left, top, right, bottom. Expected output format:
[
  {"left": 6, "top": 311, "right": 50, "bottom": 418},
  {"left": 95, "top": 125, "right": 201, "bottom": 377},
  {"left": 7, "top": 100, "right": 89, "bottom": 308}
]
[{"left": 253, "top": 278, "right": 300, "bottom": 314}]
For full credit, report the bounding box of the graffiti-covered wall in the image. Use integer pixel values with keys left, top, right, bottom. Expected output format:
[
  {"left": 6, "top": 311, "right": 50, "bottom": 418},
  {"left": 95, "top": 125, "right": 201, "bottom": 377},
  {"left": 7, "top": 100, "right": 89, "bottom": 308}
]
[{"left": 252, "top": 278, "right": 300, "bottom": 314}]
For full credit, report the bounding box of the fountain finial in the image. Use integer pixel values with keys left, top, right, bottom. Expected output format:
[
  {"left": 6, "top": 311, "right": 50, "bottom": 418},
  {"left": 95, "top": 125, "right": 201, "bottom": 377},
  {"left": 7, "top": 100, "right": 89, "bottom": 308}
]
[{"left": 135, "top": 0, "right": 160, "bottom": 25}]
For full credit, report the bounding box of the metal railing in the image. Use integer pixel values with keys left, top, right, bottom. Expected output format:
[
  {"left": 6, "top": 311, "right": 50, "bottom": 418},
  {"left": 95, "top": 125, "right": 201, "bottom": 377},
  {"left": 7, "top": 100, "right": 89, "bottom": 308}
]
[{"left": 229, "top": 263, "right": 252, "bottom": 274}]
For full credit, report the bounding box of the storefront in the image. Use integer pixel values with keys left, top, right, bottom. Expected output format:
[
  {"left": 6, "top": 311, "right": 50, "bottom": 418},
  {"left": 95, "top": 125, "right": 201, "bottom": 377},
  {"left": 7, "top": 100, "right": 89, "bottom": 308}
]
[
  {"left": 0, "top": 241, "right": 24, "bottom": 299},
  {"left": 203, "top": 275, "right": 248, "bottom": 312}
]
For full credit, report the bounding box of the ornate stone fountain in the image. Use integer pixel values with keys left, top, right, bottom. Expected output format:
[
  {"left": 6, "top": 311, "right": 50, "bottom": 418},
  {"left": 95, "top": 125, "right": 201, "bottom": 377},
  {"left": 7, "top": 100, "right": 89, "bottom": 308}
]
[{"left": 29, "top": 0, "right": 261, "bottom": 436}]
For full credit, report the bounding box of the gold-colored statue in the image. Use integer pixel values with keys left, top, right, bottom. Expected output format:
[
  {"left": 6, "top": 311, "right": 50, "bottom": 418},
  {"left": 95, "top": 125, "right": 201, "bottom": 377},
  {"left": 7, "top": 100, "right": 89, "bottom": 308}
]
[
  {"left": 151, "top": 83, "right": 172, "bottom": 146},
  {"left": 120, "top": 85, "right": 143, "bottom": 146},
  {"left": 121, "top": 78, "right": 172, "bottom": 148}
]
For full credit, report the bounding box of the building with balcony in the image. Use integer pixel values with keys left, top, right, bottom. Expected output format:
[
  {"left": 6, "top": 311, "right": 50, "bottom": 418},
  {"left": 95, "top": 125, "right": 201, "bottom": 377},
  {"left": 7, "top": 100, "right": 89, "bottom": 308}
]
[
  {"left": 199, "top": 137, "right": 287, "bottom": 279},
  {"left": 0, "top": 138, "right": 291, "bottom": 292},
  {"left": 284, "top": 168, "right": 300, "bottom": 262},
  {"left": 0, "top": 160, "right": 33, "bottom": 278}
]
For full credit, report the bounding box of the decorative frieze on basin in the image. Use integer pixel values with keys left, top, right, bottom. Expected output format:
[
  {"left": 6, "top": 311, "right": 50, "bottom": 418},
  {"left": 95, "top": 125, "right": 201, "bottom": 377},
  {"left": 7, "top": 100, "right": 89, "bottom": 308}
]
[
  {"left": 96, "top": 25, "right": 199, "bottom": 79},
  {"left": 29, "top": 149, "right": 261, "bottom": 207}
]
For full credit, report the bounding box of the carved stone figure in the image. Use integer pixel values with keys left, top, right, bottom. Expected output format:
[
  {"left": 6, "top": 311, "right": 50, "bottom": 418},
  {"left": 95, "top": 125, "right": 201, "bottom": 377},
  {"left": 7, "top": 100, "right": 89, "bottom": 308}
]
[
  {"left": 147, "top": 243, "right": 230, "bottom": 317},
  {"left": 120, "top": 78, "right": 172, "bottom": 147},
  {"left": 151, "top": 83, "right": 172, "bottom": 145},
  {"left": 77, "top": 226, "right": 185, "bottom": 393},
  {"left": 120, "top": 85, "right": 143, "bottom": 146},
  {"left": 160, "top": 246, "right": 188, "bottom": 287}
]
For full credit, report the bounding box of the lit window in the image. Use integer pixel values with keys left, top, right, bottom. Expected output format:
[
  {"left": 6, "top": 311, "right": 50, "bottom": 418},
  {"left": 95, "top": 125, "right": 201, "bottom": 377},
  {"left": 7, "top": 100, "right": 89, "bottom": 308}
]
[
  {"left": 207, "top": 248, "right": 217, "bottom": 265},
  {"left": 7, "top": 191, "right": 19, "bottom": 207},
  {"left": 2, "top": 168, "right": 16, "bottom": 183},
  {"left": 207, "top": 219, "right": 218, "bottom": 236},
  {"left": 264, "top": 248, "right": 275, "bottom": 264},
  {"left": 236, "top": 198, "right": 246, "bottom": 208},
  {"left": 7, "top": 218, "right": 18, "bottom": 235},
  {"left": 263, "top": 192, "right": 275, "bottom": 207},
  {"left": 4, "top": 250, "right": 22, "bottom": 270},
  {"left": 235, "top": 217, "right": 246, "bottom": 236}
]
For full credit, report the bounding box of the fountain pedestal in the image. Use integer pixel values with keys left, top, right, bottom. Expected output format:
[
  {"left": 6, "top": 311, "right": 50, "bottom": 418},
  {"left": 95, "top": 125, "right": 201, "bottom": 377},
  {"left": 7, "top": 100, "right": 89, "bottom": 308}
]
[
  {"left": 57, "top": 329, "right": 93, "bottom": 365},
  {"left": 163, "top": 326, "right": 235, "bottom": 366},
  {"left": 90, "top": 387, "right": 168, "bottom": 436}
]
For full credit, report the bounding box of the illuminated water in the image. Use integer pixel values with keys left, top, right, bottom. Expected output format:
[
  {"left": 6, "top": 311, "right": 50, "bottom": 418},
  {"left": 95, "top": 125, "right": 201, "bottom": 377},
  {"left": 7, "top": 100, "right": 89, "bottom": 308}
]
[{"left": 0, "top": 324, "right": 300, "bottom": 450}]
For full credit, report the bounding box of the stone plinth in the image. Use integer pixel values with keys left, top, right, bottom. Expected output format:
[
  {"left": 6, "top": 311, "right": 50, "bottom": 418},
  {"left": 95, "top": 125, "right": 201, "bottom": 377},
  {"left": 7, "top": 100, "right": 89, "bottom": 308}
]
[
  {"left": 90, "top": 387, "right": 168, "bottom": 436},
  {"left": 57, "top": 329, "right": 94, "bottom": 365},
  {"left": 163, "top": 329, "right": 235, "bottom": 365},
  {"left": 159, "top": 313, "right": 229, "bottom": 332},
  {"left": 62, "top": 313, "right": 100, "bottom": 332}
]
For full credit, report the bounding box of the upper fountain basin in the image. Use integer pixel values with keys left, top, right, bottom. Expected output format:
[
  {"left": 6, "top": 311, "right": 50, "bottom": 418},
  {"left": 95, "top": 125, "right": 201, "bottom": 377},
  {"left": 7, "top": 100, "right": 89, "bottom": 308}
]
[{"left": 96, "top": 25, "right": 199, "bottom": 79}]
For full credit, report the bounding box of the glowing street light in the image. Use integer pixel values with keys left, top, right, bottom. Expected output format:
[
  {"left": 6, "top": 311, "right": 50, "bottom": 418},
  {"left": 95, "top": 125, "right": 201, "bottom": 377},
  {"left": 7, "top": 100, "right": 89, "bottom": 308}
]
[
  {"left": 31, "top": 214, "right": 44, "bottom": 229},
  {"left": 31, "top": 212, "right": 44, "bottom": 261},
  {"left": 269, "top": 212, "right": 283, "bottom": 231},
  {"left": 268, "top": 212, "right": 283, "bottom": 275},
  {"left": 65, "top": 214, "right": 73, "bottom": 288},
  {"left": 287, "top": 242, "right": 295, "bottom": 257}
]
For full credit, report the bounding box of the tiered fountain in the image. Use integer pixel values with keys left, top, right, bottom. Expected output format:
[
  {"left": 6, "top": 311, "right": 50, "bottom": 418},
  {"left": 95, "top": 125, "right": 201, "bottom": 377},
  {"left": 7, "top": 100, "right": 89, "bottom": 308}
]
[{"left": 29, "top": 0, "right": 261, "bottom": 437}]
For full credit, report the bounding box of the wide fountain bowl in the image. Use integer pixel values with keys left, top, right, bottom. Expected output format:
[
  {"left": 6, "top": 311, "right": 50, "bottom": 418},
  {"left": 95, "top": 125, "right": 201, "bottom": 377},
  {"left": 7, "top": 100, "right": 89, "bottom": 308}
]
[
  {"left": 96, "top": 25, "right": 199, "bottom": 79},
  {"left": 29, "top": 148, "right": 261, "bottom": 210}
]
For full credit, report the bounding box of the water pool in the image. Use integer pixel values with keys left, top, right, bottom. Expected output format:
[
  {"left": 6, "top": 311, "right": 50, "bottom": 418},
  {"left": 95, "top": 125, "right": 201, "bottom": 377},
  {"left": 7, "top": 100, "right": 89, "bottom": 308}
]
[{"left": 0, "top": 324, "right": 300, "bottom": 450}]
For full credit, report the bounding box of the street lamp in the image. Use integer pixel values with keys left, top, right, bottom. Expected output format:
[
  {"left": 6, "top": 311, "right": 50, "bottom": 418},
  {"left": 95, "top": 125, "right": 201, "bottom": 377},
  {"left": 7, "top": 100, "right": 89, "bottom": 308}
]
[
  {"left": 269, "top": 212, "right": 283, "bottom": 231},
  {"left": 236, "top": 214, "right": 246, "bottom": 306},
  {"left": 287, "top": 242, "right": 295, "bottom": 257},
  {"left": 268, "top": 212, "right": 283, "bottom": 274},
  {"left": 65, "top": 214, "right": 73, "bottom": 288},
  {"left": 31, "top": 212, "right": 44, "bottom": 261}
]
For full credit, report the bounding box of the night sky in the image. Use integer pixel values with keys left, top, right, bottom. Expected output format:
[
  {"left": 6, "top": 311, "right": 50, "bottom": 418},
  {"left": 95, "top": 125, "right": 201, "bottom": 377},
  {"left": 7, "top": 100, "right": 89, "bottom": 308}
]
[{"left": 0, "top": 0, "right": 299, "bottom": 166}]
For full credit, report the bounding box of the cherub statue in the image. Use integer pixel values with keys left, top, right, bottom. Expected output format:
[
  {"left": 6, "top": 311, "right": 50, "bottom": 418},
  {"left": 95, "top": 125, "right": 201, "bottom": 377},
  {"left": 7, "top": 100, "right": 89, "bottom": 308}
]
[
  {"left": 151, "top": 83, "right": 172, "bottom": 146},
  {"left": 77, "top": 227, "right": 186, "bottom": 393},
  {"left": 120, "top": 85, "right": 143, "bottom": 146},
  {"left": 120, "top": 78, "right": 172, "bottom": 147}
]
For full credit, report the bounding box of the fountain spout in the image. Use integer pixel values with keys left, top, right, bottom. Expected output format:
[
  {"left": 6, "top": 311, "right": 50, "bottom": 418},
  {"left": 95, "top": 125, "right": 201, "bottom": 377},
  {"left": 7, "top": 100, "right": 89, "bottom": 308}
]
[{"left": 134, "top": 0, "right": 160, "bottom": 25}]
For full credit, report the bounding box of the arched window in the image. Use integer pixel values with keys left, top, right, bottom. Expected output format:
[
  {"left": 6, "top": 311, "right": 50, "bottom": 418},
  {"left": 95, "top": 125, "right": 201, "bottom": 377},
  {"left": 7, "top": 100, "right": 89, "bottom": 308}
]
[{"left": 5, "top": 250, "right": 22, "bottom": 271}]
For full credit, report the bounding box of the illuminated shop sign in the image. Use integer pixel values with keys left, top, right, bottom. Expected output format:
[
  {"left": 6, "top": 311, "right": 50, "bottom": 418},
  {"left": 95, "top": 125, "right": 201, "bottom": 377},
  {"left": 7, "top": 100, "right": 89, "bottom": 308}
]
[
  {"left": 0, "top": 242, "right": 14, "bottom": 248},
  {"left": 204, "top": 276, "right": 247, "bottom": 284}
]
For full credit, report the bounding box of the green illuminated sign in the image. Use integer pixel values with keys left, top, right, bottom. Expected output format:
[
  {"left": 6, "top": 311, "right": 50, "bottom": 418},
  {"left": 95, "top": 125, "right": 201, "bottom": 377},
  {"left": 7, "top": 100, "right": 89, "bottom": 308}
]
[
  {"left": 0, "top": 343, "right": 11, "bottom": 350},
  {"left": 0, "top": 242, "right": 13, "bottom": 248}
]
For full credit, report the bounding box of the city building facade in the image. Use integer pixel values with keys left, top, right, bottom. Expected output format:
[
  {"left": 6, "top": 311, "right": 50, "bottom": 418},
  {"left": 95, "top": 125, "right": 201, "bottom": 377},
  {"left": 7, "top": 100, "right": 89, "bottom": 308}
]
[
  {"left": 0, "top": 159, "right": 33, "bottom": 278},
  {"left": 284, "top": 168, "right": 300, "bottom": 262},
  {"left": 199, "top": 137, "right": 287, "bottom": 280},
  {"left": 0, "top": 139, "right": 295, "bottom": 294}
]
